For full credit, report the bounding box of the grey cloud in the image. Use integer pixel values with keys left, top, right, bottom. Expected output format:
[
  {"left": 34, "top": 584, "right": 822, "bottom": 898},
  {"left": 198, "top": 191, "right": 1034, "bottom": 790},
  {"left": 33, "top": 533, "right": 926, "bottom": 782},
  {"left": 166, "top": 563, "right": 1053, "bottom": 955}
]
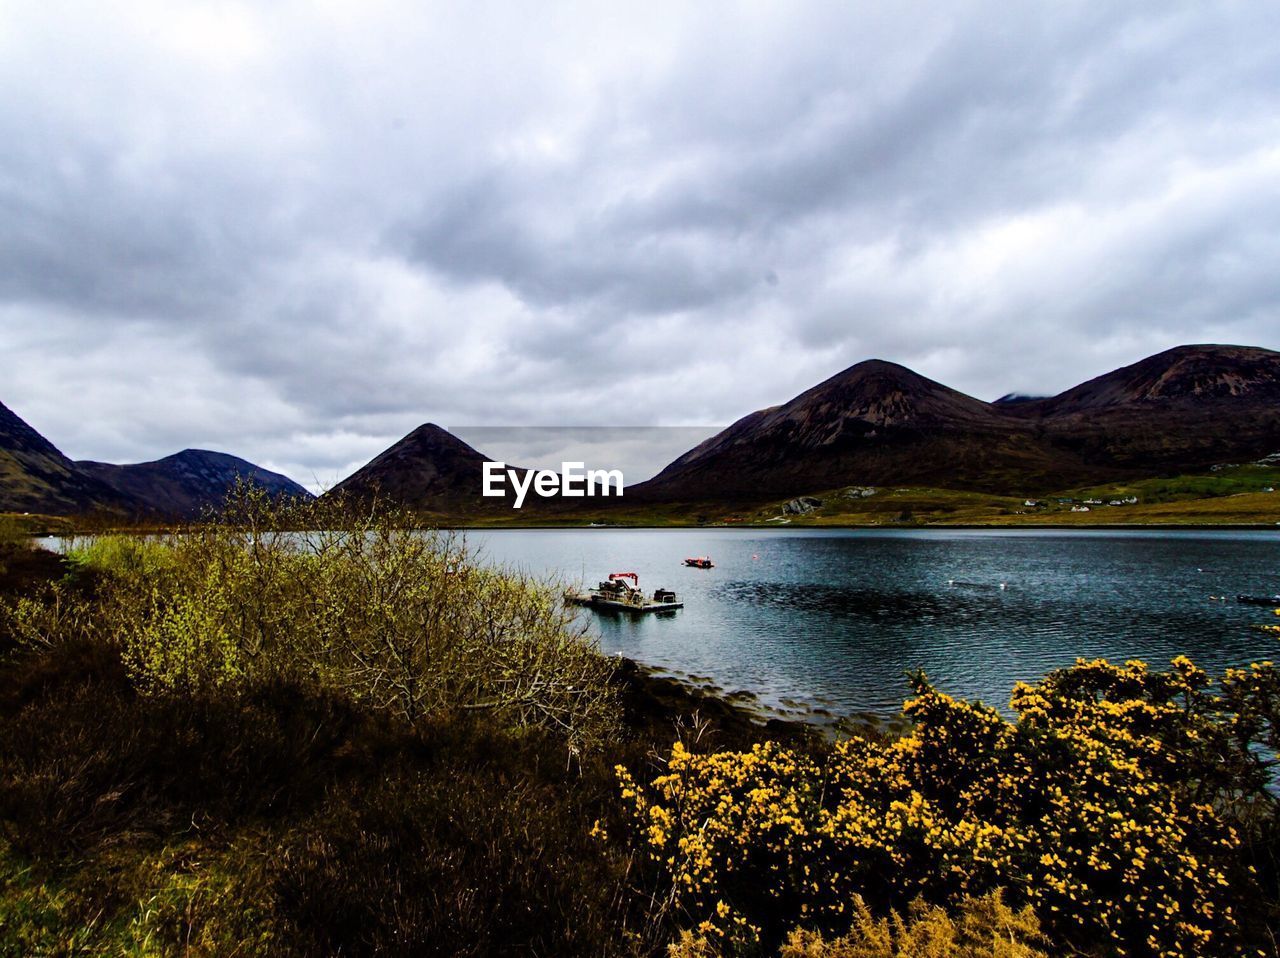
[{"left": 1, "top": 1, "right": 1279, "bottom": 489}]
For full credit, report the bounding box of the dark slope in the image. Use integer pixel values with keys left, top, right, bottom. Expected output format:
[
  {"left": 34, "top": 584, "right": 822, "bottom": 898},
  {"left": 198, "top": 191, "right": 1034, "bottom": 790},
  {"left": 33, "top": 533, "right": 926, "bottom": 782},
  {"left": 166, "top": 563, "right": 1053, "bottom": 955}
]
[
  {"left": 283, "top": 344, "right": 1280, "bottom": 513},
  {"left": 993, "top": 393, "right": 1047, "bottom": 406},
  {"left": 1034, "top": 344, "right": 1280, "bottom": 414},
  {"left": 631, "top": 346, "right": 1280, "bottom": 503},
  {"left": 0, "top": 401, "right": 133, "bottom": 514},
  {"left": 327, "top": 423, "right": 506, "bottom": 512},
  {"left": 79, "top": 449, "right": 313, "bottom": 519},
  {"left": 1020, "top": 344, "right": 1280, "bottom": 474},
  {"left": 631, "top": 360, "right": 1072, "bottom": 500}
]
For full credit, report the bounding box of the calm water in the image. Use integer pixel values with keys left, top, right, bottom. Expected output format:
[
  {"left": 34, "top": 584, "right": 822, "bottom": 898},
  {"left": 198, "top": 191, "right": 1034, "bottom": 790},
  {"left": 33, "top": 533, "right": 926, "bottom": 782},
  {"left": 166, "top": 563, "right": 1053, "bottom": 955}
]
[{"left": 465, "top": 528, "right": 1280, "bottom": 719}]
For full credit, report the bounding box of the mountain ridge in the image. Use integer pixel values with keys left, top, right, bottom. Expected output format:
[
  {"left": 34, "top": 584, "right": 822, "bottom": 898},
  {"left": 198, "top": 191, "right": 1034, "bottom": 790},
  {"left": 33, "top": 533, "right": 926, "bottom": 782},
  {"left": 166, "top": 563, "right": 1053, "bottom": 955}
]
[
  {"left": 327, "top": 423, "right": 512, "bottom": 512},
  {"left": 1020, "top": 344, "right": 1280, "bottom": 415},
  {"left": 79, "top": 449, "right": 313, "bottom": 519},
  {"left": 632, "top": 343, "right": 1280, "bottom": 501},
  {"left": 0, "top": 400, "right": 134, "bottom": 515},
  {"left": 1, "top": 400, "right": 313, "bottom": 518},
  {"left": 632, "top": 358, "right": 1058, "bottom": 499},
  {"left": 6, "top": 343, "right": 1279, "bottom": 517}
]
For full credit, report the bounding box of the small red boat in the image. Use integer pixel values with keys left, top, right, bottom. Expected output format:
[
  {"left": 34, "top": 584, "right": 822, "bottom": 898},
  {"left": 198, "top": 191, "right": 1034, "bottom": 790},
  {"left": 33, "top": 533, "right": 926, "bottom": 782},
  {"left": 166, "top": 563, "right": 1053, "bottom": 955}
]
[{"left": 683, "top": 556, "right": 714, "bottom": 568}]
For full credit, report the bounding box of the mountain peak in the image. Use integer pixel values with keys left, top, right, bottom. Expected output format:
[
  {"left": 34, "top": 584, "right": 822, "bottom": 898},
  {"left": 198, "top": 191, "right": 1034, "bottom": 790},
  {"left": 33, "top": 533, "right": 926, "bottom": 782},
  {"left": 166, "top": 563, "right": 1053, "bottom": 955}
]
[
  {"left": 165, "top": 448, "right": 244, "bottom": 466},
  {"left": 835, "top": 357, "right": 907, "bottom": 373},
  {"left": 77, "top": 448, "right": 312, "bottom": 518},
  {"left": 328, "top": 423, "right": 490, "bottom": 509},
  {"left": 635, "top": 354, "right": 1022, "bottom": 499},
  {"left": 1, "top": 400, "right": 136, "bottom": 514},
  {"left": 993, "top": 393, "right": 1047, "bottom": 406},
  {"left": 781, "top": 356, "right": 993, "bottom": 429},
  {"left": 818, "top": 358, "right": 935, "bottom": 389},
  {"left": 403, "top": 422, "right": 465, "bottom": 443},
  {"left": 1040, "top": 343, "right": 1280, "bottom": 414},
  {"left": 362, "top": 423, "right": 486, "bottom": 467}
]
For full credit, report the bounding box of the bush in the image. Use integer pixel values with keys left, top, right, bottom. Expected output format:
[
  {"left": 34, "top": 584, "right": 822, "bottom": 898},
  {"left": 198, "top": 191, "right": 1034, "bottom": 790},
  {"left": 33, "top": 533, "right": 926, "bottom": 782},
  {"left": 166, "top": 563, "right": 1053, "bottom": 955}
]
[
  {"left": 618, "top": 658, "right": 1275, "bottom": 956},
  {"left": 0, "top": 583, "right": 98, "bottom": 655},
  {"left": 667, "top": 891, "right": 1046, "bottom": 957},
  {"left": 0, "top": 516, "right": 24, "bottom": 552},
  {"left": 0, "top": 641, "right": 646, "bottom": 957},
  {"left": 778, "top": 892, "right": 1045, "bottom": 958},
  {"left": 68, "top": 486, "right": 619, "bottom": 750},
  {"left": 268, "top": 732, "right": 640, "bottom": 957},
  {"left": 65, "top": 533, "right": 173, "bottom": 580}
]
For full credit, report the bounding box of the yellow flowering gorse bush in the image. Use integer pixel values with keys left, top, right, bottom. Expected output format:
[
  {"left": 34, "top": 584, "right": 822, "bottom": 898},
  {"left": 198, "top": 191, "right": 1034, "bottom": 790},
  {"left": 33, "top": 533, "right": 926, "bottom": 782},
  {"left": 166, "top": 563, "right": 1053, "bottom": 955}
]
[{"left": 619, "top": 656, "right": 1276, "bottom": 957}]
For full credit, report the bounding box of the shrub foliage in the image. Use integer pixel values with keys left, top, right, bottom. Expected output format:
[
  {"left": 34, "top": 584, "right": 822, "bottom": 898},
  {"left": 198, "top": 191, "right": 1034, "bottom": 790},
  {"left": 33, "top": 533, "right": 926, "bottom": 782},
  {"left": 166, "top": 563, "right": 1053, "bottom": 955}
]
[
  {"left": 65, "top": 487, "right": 619, "bottom": 748},
  {"left": 619, "top": 658, "right": 1279, "bottom": 956}
]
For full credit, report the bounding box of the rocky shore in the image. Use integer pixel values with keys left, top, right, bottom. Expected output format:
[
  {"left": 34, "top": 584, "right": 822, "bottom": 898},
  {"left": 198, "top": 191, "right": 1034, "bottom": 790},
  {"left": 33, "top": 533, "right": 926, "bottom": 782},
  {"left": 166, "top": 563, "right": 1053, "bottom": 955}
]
[{"left": 612, "top": 656, "right": 905, "bottom": 747}]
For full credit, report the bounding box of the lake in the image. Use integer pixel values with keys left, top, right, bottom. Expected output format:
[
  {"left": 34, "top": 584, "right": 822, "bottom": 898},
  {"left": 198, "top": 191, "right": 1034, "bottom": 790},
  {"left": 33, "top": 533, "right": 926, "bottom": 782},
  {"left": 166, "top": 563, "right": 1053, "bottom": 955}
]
[{"left": 464, "top": 527, "right": 1280, "bottom": 721}]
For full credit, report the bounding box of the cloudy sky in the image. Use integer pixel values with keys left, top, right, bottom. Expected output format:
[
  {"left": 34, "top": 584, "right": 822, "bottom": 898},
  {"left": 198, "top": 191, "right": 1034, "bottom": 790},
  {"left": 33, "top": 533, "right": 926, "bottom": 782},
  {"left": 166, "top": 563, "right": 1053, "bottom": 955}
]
[{"left": 3, "top": 1, "right": 1279, "bottom": 490}]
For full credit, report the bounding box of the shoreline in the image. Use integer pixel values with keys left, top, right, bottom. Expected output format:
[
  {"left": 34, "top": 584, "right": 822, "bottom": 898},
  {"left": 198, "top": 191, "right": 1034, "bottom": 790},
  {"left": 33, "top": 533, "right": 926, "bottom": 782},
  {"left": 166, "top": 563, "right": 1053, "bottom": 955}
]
[
  {"left": 612, "top": 656, "right": 905, "bottom": 743},
  {"left": 443, "top": 521, "right": 1280, "bottom": 531},
  {"left": 10, "top": 510, "right": 1280, "bottom": 538}
]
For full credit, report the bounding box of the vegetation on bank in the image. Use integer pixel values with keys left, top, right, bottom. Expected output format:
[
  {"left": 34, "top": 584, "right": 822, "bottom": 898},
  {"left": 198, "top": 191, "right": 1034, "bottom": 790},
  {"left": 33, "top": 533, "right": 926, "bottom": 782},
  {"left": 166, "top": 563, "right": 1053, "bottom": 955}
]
[
  {"left": 735, "top": 464, "right": 1280, "bottom": 528},
  {"left": 9, "top": 462, "right": 1280, "bottom": 532},
  {"left": 618, "top": 661, "right": 1280, "bottom": 955},
  {"left": 0, "top": 489, "right": 1277, "bottom": 955},
  {"left": 386, "top": 463, "right": 1280, "bottom": 528}
]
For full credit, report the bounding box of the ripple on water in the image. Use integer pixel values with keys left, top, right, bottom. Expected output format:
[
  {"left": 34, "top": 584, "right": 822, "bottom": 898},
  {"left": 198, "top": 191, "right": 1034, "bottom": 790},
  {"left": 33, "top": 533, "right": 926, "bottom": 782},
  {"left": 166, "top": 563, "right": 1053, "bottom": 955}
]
[{"left": 463, "top": 527, "right": 1280, "bottom": 720}]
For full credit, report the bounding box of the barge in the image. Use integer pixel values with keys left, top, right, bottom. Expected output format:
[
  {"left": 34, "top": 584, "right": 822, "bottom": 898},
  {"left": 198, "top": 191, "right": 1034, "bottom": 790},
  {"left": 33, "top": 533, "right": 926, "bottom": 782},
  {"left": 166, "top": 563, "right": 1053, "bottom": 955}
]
[{"left": 566, "top": 572, "right": 683, "bottom": 614}]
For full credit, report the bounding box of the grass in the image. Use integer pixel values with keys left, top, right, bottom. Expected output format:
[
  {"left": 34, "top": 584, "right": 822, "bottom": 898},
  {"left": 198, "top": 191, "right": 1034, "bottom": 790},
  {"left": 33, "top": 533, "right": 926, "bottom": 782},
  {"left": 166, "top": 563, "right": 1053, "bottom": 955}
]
[
  {"left": 0, "top": 513, "right": 75, "bottom": 537},
  {"left": 391, "top": 464, "right": 1280, "bottom": 529},
  {"left": 0, "top": 643, "right": 653, "bottom": 955},
  {"left": 786, "top": 486, "right": 1280, "bottom": 527},
  {"left": 642, "top": 466, "right": 1280, "bottom": 528},
  {"left": 10, "top": 466, "right": 1280, "bottom": 532}
]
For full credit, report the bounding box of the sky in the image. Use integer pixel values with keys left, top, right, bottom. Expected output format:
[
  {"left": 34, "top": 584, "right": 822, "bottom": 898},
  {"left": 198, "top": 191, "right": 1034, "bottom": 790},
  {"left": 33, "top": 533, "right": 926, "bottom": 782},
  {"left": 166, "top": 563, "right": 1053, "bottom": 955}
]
[{"left": 3, "top": 1, "right": 1280, "bottom": 491}]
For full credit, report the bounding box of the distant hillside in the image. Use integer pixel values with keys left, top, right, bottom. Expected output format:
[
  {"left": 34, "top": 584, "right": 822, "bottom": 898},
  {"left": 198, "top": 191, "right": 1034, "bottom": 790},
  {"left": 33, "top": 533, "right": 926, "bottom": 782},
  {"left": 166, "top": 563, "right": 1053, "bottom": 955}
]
[
  {"left": 0, "top": 401, "right": 131, "bottom": 514},
  {"left": 1031, "top": 344, "right": 1280, "bottom": 414},
  {"left": 1, "top": 398, "right": 313, "bottom": 518},
  {"left": 327, "top": 423, "right": 521, "bottom": 512},
  {"left": 1014, "top": 345, "right": 1280, "bottom": 475},
  {"left": 631, "top": 344, "right": 1280, "bottom": 502},
  {"left": 631, "top": 360, "right": 1072, "bottom": 500},
  {"left": 993, "top": 393, "right": 1046, "bottom": 406},
  {"left": 79, "top": 449, "right": 313, "bottom": 519}
]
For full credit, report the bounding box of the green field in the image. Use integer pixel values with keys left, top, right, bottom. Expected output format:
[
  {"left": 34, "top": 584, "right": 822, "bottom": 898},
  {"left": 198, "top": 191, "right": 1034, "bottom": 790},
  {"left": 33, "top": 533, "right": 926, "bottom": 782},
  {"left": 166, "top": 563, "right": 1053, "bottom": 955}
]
[
  {"left": 450, "top": 464, "right": 1280, "bottom": 528},
  {"left": 8, "top": 464, "right": 1280, "bottom": 532}
]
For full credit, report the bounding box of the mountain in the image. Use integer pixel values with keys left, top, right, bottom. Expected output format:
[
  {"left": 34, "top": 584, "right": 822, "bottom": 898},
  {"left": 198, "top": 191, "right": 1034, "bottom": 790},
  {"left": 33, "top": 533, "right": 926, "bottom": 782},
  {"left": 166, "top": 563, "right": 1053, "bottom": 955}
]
[
  {"left": 78, "top": 449, "right": 313, "bottom": 519},
  {"left": 20, "top": 342, "right": 1270, "bottom": 519},
  {"left": 327, "top": 423, "right": 516, "bottom": 512},
  {"left": 1031, "top": 344, "right": 1280, "bottom": 414},
  {"left": 631, "top": 360, "right": 1073, "bottom": 500},
  {"left": 992, "top": 393, "right": 1046, "bottom": 406},
  {"left": 1013, "top": 344, "right": 1280, "bottom": 474},
  {"left": 1, "top": 398, "right": 313, "bottom": 518},
  {"left": 633, "top": 345, "right": 1280, "bottom": 502},
  {"left": 0, "top": 401, "right": 132, "bottom": 514}
]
